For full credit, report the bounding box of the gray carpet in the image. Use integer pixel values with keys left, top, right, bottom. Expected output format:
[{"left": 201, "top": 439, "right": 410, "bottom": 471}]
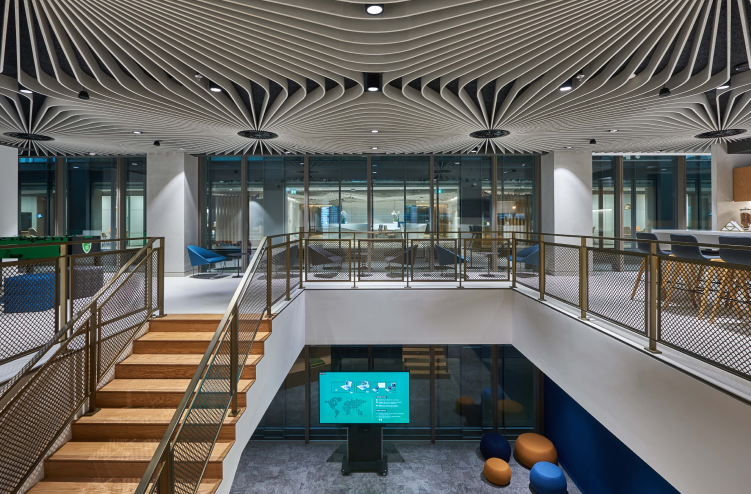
[{"left": 230, "top": 441, "right": 582, "bottom": 494}]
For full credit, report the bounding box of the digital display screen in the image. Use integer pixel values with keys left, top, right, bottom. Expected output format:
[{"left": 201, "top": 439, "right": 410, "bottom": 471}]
[{"left": 318, "top": 371, "right": 410, "bottom": 424}]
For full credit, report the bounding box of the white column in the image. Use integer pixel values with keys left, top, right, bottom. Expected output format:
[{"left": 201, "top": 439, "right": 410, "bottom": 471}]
[
  {"left": 146, "top": 152, "right": 199, "bottom": 276},
  {"left": 711, "top": 142, "right": 751, "bottom": 230},
  {"left": 0, "top": 145, "right": 18, "bottom": 236},
  {"left": 540, "top": 150, "right": 593, "bottom": 240}
]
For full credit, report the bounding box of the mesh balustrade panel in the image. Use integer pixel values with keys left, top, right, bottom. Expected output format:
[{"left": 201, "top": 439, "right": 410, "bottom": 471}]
[
  {"left": 305, "top": 239, "right": 351, "bottom": 282},
  {"left": 357, "top": 239, "right": 405, "bottom": 281},
  {"left": 659, "top": 259, "right": 751, "bottom": 379},
  {"left": 412, "top": 239, "right": 458, "bottom": 282},
  {"left": 0, "top": 243, "right": 161, "bottom": 494},
  {"left": 543, "top": 243, "right": 580, "bottom": 307},
  {"left": 268, "top": 243, "right": 290, "bottom": 307},
  {"left": 71, "top": 249, "right": 139, "bottom": 315},
  {"left": 0, "top": 259, "right": 58, "bottom": 365},
  {"left": 515, "top": 240, "right": 539, "bottom": 291},
  {"left": 587, "top": 250, "right": 647, "bottom": 334},
  {"left": 464, "top": 239, "right": 510, "bottom": 281}
]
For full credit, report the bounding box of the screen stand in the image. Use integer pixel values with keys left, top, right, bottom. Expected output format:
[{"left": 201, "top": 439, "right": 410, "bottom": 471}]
[{"left": 342, "top": 424, "right": 387, "bottom": 476}]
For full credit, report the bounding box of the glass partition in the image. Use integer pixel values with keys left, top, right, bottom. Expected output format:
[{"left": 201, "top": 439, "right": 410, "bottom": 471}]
[
  {"left": 18, "top": 157, "right": 55, "bottom": 236},
  {"left": 66, "top": 157, "right": 117, "bottom": 244},
  {"left": 498, "top": 155, "right": 536, "bottom": 234},
  {"left": 686, "top": 155, "right": 711, "bottom": 231},
  {"left": 371, "top": 156, "right": 430, "bottom": 234},
  {"left": 126, "top": 157, "right": 146, "bottom": 245},
  {"left": 623, "top": 155, "right": 677, "bottom": 240},
  {"left": 308, "top": 156, "right": 367, "bottom": 238},
  {"left": 592, "top": 156, "right": 616, "bottom": 247},
  {"left": 205, "top": 156, "right": 242, "bottom": 254},
  {"left": 434, "top": 155, "right": 492, "bottom": 236}
]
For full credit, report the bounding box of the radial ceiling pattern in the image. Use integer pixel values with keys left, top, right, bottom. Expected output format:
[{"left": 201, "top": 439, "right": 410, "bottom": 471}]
[{"left": 2, "top": 0, "right": 751, "bottom": 155}]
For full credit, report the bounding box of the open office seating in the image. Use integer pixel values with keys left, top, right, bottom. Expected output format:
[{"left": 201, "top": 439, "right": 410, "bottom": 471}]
[
  {"left": 307, "top": 245, "right": 343, "bottom": 278},
  {"left": 385, "top": 244, "right": 418, "bottom": 275},
  {"left": 514, "top": 433, "right": 558, "bottom": 468},
  {"left": 512, "top": 244, "right": 540, "bottom": 269},
  {"left": 630, "top": 232, "right": 671, "bottom": 300},
  {"left": 699, "top": 236, "right": 751, "bottom": 322},
  {"left": 663, "top": 234, "right": 719, "bottom": 308},
  {"left": 187, "top": 245, "right": 228, "bottom": 278},
  {"left": 530, "top": 462, "right": 567, "bottom": 494},
  {"left": 434, "top": 244, "right": 464, "bottom": 273}
]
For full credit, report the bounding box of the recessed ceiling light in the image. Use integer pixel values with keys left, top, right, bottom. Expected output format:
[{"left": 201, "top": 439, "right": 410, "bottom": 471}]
[
  {"left": 372, "top": 147, "right": 378, "bottom": 150},
  {"left": 560, "top": 82, "right": 572, "bottom": 92},
  {"left": 609, "top": 129, "right": 618, "bottom": 133},
  {"left": 565, "top": 146, "right": 573, "bottom": 149},
  {"left": 471, "top": 150, "right": 478, "bottom": 153},
  {"left": 89, "top": 152, "right": 96, "bottom": 156},
  {"left": 371, "top": 130, "right": 379, "bottom": 133},
  {"left": 367, "top": 87, "right": 378, "bottom": 92},
  {"left": 718, "top": 83, "right": 730, "bottom": 90},
  {"left": 20, "top": 88, "right": 32, "bottom": 94},
  {"left": 133, "top": 131, "right": 142, "bottom": 134},
  {"left": 366, "top": 5, "right": 383, "bottom": 15},
  {"left": 209, "top": 82, "right": 222, "bottom": 92}
]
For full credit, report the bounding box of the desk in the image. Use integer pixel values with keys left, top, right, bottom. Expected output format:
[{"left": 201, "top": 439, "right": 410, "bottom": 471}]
[
  {"left": 653, "top": 229, "right": 751, "bottom": 251},
  {"left": 226, "top": 252, "right": 253, "bottom": 278}
]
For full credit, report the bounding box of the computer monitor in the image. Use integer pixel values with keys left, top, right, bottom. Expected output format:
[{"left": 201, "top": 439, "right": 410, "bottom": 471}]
[{"left": 318, "top": 371, "right": 410, "bottom": 424}]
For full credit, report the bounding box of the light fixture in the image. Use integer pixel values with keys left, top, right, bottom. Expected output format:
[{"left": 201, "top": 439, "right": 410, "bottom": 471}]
[
  {"left": 372, "top": 147, "right": 378, "bottom": 150},
  {"left": 629, "top": 73, "right": 636, "bottom": 80},
  {"left": 659, "top": 87, "right": 671, "bottom": 97},
  {"left": 209, "top": 82, "right": 222, "bottom": 92},
  {"left": 559, "top": 80, "right": 573, "bottom": 92},
  {"left": 471, "top": 150, "right": 478, "bottom": 153},
  {"left": 366, "top": 4, "right": 383, "bottom": 15},
  {"left": 718, "top": 83, "right": 730, "bottom": 90},
  {"left": 589, "top": 139, "right": 597, "bottom": 145},
  {"left": 371, "top": 130, "right": 379, "bottom": 133},
  {"left": 89, "top": 152, "right": 96, "bottom": 156},
  {"left": 609, "top": 129, "right": 618, "bottom": 133},
  {"left": 78, "top": 89, "right": 90, "bottom": 100},
  {"left": 19, "top": 87, "right": 32, "bottom": 94},
  {"left": 565, "top": 146, "right": 573, "bottom": 149},
  {"left": 365, "top": 73, "right": 381, "bottom": 92},
  {"left": 153, "top": 140, "right": 161, "bottom": 146},
  {"left": 133, "top": 131, "right": 142, "bottom": 134}
]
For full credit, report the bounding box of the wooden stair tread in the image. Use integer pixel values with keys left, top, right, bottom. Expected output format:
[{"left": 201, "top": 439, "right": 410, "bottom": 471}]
[
  {"left": 28, "top": 481, "right": 221, "bottom": 494},
  {"left": 48, "top": 440, "right": 233, "bottom": 462},
  {"left": 75, "top": 408, "right": 244, "bottom": 425},
  {"left": 136, "top": 331, "right": 271, "bottom": 342},
  {"left": 119, "top": 354, "right": 262, "bottom": 366},
  {"left": 100, "top": 379, "right": 255, "bottom": 393}
]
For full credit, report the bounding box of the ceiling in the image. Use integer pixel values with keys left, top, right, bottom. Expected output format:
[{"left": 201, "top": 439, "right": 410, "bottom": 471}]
[{"left": 2, "top": 0, "right": 751, "bottom": 156}]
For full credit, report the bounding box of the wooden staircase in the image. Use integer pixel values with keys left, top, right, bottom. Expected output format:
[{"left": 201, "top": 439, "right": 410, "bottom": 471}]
[
  {"left": 402, "top": 346, "right": 450, "bottom": 379},
  {"left": 27, "top": 314, "right": 272, "bottom": 494}
]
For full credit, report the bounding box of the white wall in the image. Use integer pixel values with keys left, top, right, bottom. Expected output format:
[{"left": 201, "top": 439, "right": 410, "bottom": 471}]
[
  {"left": 219, "top": 292, "right": 305, "bottom": 494},
  {"left": 512, "top": 293, "right": 751, "bottom": 494},
  {"left": 711, "top": 142, "right": 751, "bottom": 230},
  {"left": 305, "top": 288, "right": 513, "bottom": 345},
  {"left": 0, "top": 145, "right": 18, "bottom": 236},
  {"left": 146, "top": 152, "right": 199, "bottom": 276},
  {"left": 540, "top": 150, "right": 593, "bottom": 241}
]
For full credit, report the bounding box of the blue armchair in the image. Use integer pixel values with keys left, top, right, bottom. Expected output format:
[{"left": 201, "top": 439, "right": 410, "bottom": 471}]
[
  {"left": 435, "top": 244, "right": 465, "bottom": 266},
  {"left": 511, "top": 244, "right": 540, "bottom": 267},
  {"left": 187, "top": 245, "right": 227, "bottom": 278}
]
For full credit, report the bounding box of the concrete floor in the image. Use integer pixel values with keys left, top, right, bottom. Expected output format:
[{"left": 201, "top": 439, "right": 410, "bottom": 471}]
[
  {"left": 229, "top": 441, "right": 581, "bottom": 494},
  {"left": 164, "top": 275, "right": 242, "bottom": 314}
]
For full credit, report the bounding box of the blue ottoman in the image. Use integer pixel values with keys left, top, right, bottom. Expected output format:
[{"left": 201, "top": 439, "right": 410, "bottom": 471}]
[
  {"left": 530, "top": 461, "right": 567, "bottom": 494},
  {"left": 481, "top": 386, "right": 503, "bottom": 402},
  {"left": 480, "top": 432, "right": 511, "bottom": 462},
  {"left": 4, "top": 273, "right": 56, "bottom": 313}
]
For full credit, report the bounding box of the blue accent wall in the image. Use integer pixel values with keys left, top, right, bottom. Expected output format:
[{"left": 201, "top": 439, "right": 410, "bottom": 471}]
[{"left": 544, "top": 377, "right": 680, "bottom": 494}]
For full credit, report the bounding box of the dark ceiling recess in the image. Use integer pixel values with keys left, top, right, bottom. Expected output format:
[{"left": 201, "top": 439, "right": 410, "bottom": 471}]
[
  {"left": 470, "top": 129, "right": 510, "bottom": 139},
  {"left": 695, "top": 129, "right": 746, "bottom": 138},
  {"left": 364, "top": 73, "right": 382, "bottom": 91},
  {"left": 4, "top": 132, "right": 54, "bottom": 141},
  {"left": 237, "top": 130, "right": 278, "bottom": 139}
]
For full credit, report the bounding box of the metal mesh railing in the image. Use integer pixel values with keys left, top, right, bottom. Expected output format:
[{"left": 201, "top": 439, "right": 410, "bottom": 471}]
[
  {"left": 0, "top": 238, "right": 163, "bottom": 494},
  {"left": 357, "top": 239, "right": 406, "bottom": 281},
  {"left": 305, "top": 239, "right": 351, "bottom": 282},
  {"left": 515, "top": 239, "right": 540, "bottom": 291},
  {"left": 412, "top": 239, "right": 458, "bottom": 282},
  {"left": 543, "top": 243, "right": 580, "bottom": 307},
  {"left": 587, "top": 249, "right": 648, "bottom": 334},
  {"left": 659, "top": 258, "right": 751, "bottom": 378},
  {"left": 137, "top": 238, "right": 271, "bottom": 494},
  {"left": 464, "top": 238, "right": 510, "bottom": 281}
]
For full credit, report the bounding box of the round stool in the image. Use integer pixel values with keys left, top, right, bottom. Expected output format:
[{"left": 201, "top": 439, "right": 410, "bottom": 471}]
[
  {"left": 484, "top": 458, "right": 511, "bottom": 486},
  {"left": 515, "top": 433, "right": 557, "bottom": 468},
  {"left": 480, "top": 432, "right": 511, "bottom": 462},
  {"left": 455, "top": 395, "right": 474, "bottom": 415},
  {"left": 497, "top": 399, "right": 525, "bottom": 417},
  {"left": 530, "top": 461, "right": 567, "bottom": 494}
]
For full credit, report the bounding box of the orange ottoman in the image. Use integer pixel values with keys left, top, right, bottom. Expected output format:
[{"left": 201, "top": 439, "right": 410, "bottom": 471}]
[
  {"left": 514, "top": 433, "right": 557, "bottom": 468},
  {"left": 455, "top": 395, "right": 475, "bottom": 415},
  {"left": 483, "top": 458, "right": 512, "bottom": 486}
]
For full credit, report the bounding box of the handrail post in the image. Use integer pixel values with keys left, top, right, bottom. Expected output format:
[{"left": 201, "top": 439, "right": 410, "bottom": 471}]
[
  {"left": 59, "top": 244, "right": 68, "bottom": 336},
  {"left": 157, "top": 239, "right": 165, "bottom": 316},
  {"left": 229, "top": 305, "right": 239, "bottom": 416},
  {"left": 146, "top": 244, "right": 153, "bottom": 312},
  {"left": 158, "top": 446, "right": 173, "bottom": 494},
  {"left": 646, "top": 243, "right": 662, "bottom": 354},
  {"left": 85, "top": 301, "right": 99, "bottom": 415},
  {"left": 539, "top": 234, "right": 546, "bottom": 301},
  {"left": 511, "top": 233, "right": 517, "bottom": 288},
  {"left": 579, "top": 237, "right": 588, "bottom": 319},
  {"left": 299, "top": 236, "right": 303, "bottom": 289},
  {"left": 266, "top": 241, "right": 272, "bottom": 314},
  {"left": 285, "top": 238, "right": 291, "bottom": 300}
]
